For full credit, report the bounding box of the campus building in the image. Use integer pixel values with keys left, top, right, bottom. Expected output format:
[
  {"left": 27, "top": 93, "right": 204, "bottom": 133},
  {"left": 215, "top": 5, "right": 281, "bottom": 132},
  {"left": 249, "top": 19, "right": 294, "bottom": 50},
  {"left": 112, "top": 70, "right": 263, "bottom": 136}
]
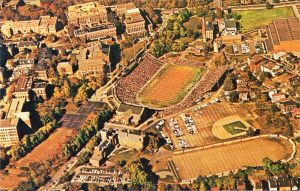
[
  {"left": 115, "top": 103, "right": 145, "bottom": 126},
  {"left": 117, "top": 131, "right": 144, "bottom": 150},
  {"left": 23, "top": 0, "right": 41, "bottom": 6},
  {"left": 76, "top": 45, "right": 109, "bottom": 77},
  {"left": 116, "top": 3, "right": 147, "bottom": 35},
  {"left": 0, "top": 118, "right": 21, "bottom": 147},
  {"left": 13, "top": 76, "right": 33, "bottom": 101},
  {"left": 202, "top": 18, "right": 214, "bottom": 41},
  {"left": 74, "top": 23, "right": 117, "bottom": 41},
  {"left": 1, "top": 16, "right": 58, "bottom": 37},
  {"left": 57, "top": 62, "right": 74, "bottom": 75},
  {"left": 67, "top": 2, "right": 108, "bottom": 26},
  {"left": 267, "top": 18, "right": 300, "bottom": 52}
]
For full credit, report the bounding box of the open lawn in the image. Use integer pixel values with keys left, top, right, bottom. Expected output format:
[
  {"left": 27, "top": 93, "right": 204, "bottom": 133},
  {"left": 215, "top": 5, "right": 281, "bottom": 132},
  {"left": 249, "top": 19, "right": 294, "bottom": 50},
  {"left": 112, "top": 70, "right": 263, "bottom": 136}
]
[
  {"left": 138, "top": 64, "right": 203, "bottom": 108},
  {"left": 171, "top": 136, "right": 293, "bottom": 181},
  {"left": 236, "top": 7, "right": 295, "bottom": 32}
]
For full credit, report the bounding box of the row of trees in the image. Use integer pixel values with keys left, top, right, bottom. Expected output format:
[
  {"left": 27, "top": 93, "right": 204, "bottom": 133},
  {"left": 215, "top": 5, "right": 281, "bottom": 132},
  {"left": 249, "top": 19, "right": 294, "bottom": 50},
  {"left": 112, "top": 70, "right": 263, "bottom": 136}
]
[
  {"left": 62, "top": 109, "right": 113, "bottom": 159},
  {"left": 10, "top": 121, "right": 59, "bottom": 161}
]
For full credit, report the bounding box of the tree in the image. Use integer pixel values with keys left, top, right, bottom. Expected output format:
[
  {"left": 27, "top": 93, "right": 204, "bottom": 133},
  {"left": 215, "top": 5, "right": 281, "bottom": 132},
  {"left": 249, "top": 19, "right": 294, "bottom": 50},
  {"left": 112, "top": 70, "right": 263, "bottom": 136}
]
[
  {"left": 266, "top": 2, "right": 273, "bottom": 9},
  {"left": 62, "top": 81, "right": 71, "bottom": 98},
  {"left": 229, "top": 91, "right": 239, "bottom": 102},
  {"left": 224, "top": 75, "right": 236, "bottom": 91},
  {"left": 127, "top": 161, "right": 148, "bottom": 187}
]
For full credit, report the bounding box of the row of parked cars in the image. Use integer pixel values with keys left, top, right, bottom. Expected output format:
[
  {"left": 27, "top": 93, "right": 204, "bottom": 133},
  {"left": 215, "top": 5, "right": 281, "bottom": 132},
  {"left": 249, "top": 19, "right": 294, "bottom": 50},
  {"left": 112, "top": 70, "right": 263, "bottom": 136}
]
[
  {"left": 169, "top": 118, "right": 184, "bottom": 137},
  {"left": 180, "top": 113, "right": 198, "bottom": 134}
]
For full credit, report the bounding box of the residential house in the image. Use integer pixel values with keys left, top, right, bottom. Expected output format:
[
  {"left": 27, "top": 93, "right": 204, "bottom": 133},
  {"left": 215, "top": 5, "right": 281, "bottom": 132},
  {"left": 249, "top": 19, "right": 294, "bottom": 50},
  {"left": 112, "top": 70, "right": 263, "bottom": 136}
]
[
  {"left": 278, "top": 100, "right": 297, "bottom": 114},
  {"left": 270, "top": 93, "right": 286, "bottom": 103}
]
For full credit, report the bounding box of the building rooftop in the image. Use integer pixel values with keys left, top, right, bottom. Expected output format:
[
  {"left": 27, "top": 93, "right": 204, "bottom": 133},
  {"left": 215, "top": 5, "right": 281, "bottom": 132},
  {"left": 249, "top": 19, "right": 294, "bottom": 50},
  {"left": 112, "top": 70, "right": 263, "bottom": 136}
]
[
  {"left": 225, "top": 20, "right": 237, "bottom": 28},
  {"left": 32, "top": 81, "right": 47, "bottom": 89},
  {"left": 268, "top": 17, "right": 300, "bottom": 45},
  {"left": 15, "top": 76, "right": 33, "bottom": 92},
  {"left": 115, "top": 3, "right": 136, "bottom": 12},
  {"left": 125, "top": 10, "right": 145, "bottom": 24},
  {"left": 0, "top": 118, "right": 19, "bottom": 128},
  {"left": 67, "top": 2, "right": 107, "bottom": 20},
  {"left": 117, "top": 103, "right": 144, "bottom": 115},
  {"left": 74, "top": 23, "right": 116, "bottom": 36}
]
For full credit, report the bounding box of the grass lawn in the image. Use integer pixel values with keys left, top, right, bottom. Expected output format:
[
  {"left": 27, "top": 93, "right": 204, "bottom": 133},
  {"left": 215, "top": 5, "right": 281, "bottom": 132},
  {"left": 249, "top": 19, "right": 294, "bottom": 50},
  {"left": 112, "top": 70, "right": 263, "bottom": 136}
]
[
  {"left": 123, "top": 41, "right": 146, "bottom": 61},
  {"left": 236, "top": 7, "right": 295, "bottom": 32},
  {"left": 223, "top": 121, "right": 247, "bottom": 135}
]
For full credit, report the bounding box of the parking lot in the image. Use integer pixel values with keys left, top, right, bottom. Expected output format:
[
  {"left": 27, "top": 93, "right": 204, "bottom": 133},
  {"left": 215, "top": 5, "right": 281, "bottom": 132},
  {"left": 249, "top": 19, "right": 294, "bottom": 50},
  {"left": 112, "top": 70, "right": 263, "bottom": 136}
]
[{"left": 162, "top": 104, "right": 255, "bottom": 149}]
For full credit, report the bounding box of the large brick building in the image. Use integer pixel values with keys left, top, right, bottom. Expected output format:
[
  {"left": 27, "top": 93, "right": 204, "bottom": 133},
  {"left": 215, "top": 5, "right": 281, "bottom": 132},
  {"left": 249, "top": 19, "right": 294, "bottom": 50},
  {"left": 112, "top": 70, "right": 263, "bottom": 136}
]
[
  {"left": 76, "top": 45, "right": 110, "bottom": 77},
  {"left": 0, "top": 118, "right": 21, "bottom": 147},
  {"left": 267, "top": 18, "right": 300, "bottom": 52},
  {"left": 1, "top": 16, "right": 58, "bottom": 37},
  {"left": 67, "top": 2, "right": 108, "bottom": 27},
  {"left": 74, "top": 23, "right": 117, "bottom": 41},
  {"left": 116, "top": 3, "right": 147, "bottom": 36}
]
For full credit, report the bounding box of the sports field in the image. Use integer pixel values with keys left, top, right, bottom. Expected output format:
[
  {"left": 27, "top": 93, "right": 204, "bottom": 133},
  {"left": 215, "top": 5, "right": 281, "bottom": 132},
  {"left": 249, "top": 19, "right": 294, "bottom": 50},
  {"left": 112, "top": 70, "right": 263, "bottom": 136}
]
[
  {"left": 138, "top": 64, "right": 203, "bottom": 108},
  {"left": 224, "top": 121, "right": 247, "bottom": 134},
  {"left": 171, "top": 137, "right": 293, "bottom": 181},
  {"left": 236, "top": 7, "right": 295, "bottom": 32},
  {"left": 212, "top": 115, "right": 252, "bottom": 139}
]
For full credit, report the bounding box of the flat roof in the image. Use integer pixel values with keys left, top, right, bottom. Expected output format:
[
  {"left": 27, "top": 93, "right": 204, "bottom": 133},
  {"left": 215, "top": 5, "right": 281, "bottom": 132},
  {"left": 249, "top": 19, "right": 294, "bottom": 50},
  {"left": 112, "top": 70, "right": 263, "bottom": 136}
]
[
  {"left": 74, "top": 23, "right": 116, "bottom": 36},
  {"left": 269, "top": 18, "right": 300, "bottom": 44},
  {"left": 15, "top": 76, "right": 33, "bottom": 92}
]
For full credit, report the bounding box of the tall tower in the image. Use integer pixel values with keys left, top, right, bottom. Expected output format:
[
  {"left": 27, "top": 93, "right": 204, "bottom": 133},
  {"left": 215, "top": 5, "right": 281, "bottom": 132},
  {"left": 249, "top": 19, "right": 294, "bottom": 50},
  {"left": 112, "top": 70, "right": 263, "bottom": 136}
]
[{"left": 202, "top": 17, "right": 207, "bottom": 42}]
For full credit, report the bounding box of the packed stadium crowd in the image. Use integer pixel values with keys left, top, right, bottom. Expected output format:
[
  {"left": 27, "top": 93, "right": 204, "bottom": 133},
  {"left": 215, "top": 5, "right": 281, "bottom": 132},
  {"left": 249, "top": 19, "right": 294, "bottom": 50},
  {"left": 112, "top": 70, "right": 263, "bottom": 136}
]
[
  {"left": 115, "top": 54, "right": 163, "bottom": 104},
  {"left": 169, "top": 58, "right": 206, "bottom": 68}
]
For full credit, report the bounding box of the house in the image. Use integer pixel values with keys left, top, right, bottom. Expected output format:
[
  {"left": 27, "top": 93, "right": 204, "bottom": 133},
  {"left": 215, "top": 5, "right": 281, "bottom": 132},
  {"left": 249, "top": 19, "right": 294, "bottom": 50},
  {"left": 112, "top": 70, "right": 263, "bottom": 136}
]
[
  {"left": 273, "top": 50, "right": 286, "bottom": 60},
  {"left": 57, "top": 62, "right": 74, "bottom": 76},
  {"left": 115, "top": 103, "right": 145, "bottom": 126},
  {"left": 278, "top": 174, "right": 291, "bottom": 191},
  {"left": 260, "top": 62, "right": 283, "bottom": 77},
  {"left": 270, "top": 93, "right": 286, "bottom": 103},
  {"left": 268, "top": 178, "right": 278, "bottom": 191},
  {"left": 278, "top": 100, "right": 297, "bottom": 114}
]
